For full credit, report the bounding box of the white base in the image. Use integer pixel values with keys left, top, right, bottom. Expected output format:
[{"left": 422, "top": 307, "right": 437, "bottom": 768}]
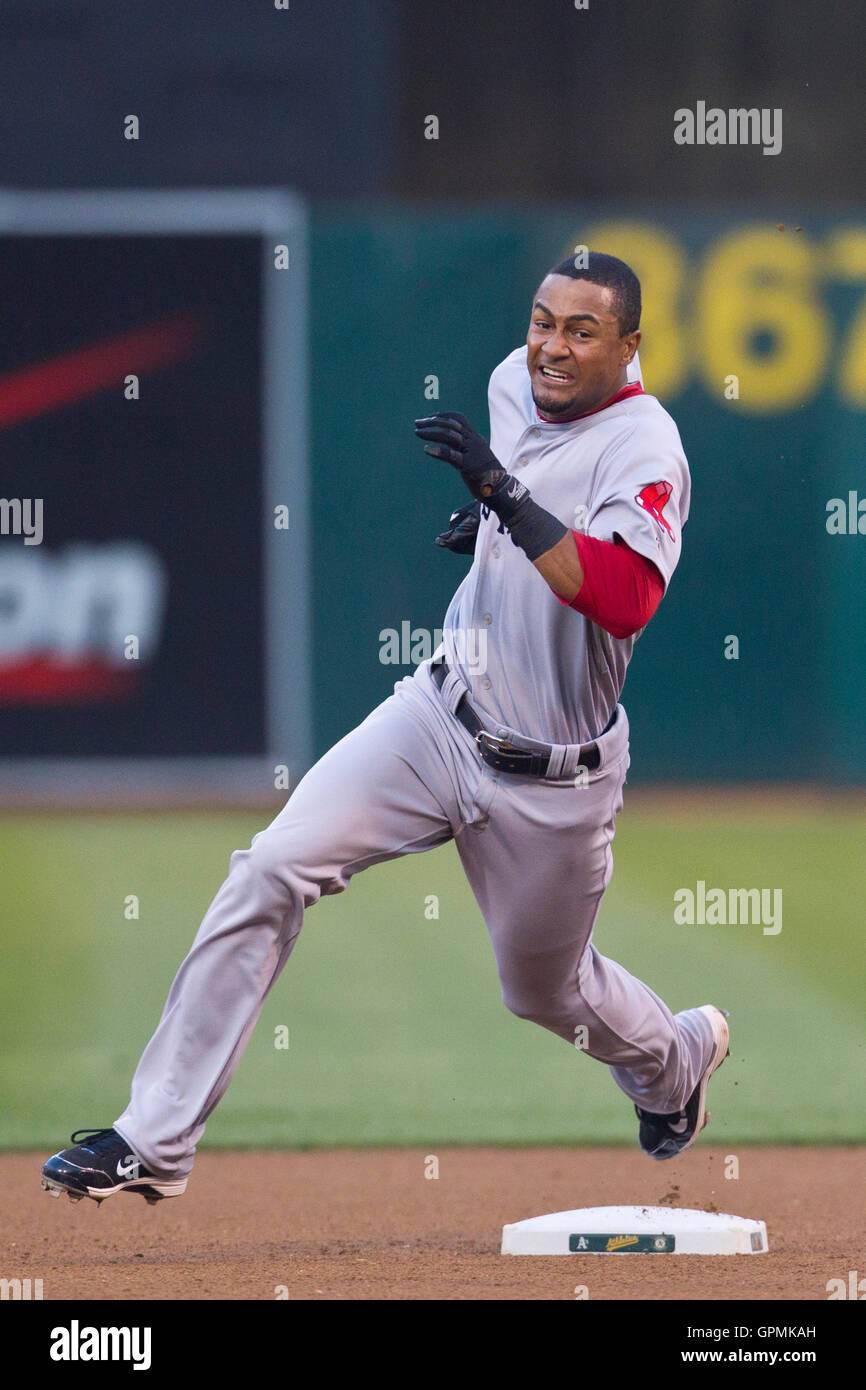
[{"left": 501, "top": 1205, "right": 769, "bottom": 1255}]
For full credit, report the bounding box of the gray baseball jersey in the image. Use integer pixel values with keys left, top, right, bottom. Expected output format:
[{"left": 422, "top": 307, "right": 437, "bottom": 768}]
[{"left": 440, "top": 346, "right": 691, "bottom": 745}]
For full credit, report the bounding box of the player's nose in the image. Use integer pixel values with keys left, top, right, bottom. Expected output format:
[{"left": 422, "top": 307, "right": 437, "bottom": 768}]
[{"left": 540, "top": 329, "right": 571, "bottom": 359}]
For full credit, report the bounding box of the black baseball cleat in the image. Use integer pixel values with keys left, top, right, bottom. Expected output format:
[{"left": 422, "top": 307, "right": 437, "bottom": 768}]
[
  {"left": 40, "top": 1128, "right": 187, "bottom": 1205},
  {"left": 635, "top": 1006, "right": 731, "bottom": 1161}
]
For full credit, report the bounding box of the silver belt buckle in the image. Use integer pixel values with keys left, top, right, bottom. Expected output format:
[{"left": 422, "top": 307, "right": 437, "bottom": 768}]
[{"left": 476, "top": 731, "right": 519, "bottom": 755}]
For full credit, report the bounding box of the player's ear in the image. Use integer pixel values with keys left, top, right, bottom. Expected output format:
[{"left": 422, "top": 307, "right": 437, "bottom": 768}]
[{"left": 620, "top": 329, "right": 641, "bottom": 366}]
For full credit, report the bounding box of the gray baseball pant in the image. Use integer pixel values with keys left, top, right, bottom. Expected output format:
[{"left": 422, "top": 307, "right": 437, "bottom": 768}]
[{"left": 115, "top": 659, "right": 714, "bottom": 1179}]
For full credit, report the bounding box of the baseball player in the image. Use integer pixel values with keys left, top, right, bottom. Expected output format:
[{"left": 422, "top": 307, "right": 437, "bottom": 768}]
[{"left": 42, "top": 251, "right": 729, "bottom": 1206}]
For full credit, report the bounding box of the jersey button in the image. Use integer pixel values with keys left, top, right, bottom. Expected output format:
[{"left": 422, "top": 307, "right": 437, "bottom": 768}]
[
  {"left": 482, "top": 613, "right": 492, "bottom": 626},
  {"left": 491, "top": 545, "right": 500, "bottom": 557},
  {"left": 481, "top": 677, "right": 492, "bottom": 690},
  {"left": 530, "top": 427, "right": 541, "bottom": 438}
]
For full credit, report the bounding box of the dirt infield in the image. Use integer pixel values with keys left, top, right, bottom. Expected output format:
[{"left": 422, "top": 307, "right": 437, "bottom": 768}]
[{"left": 3, "top": 1147, "right": 862, "bottom": 1300}]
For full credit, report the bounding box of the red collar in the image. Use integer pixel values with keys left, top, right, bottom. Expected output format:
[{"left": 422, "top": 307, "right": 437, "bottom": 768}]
[{"left": 536, "top": 380, "right": 644, "bottom": 425}]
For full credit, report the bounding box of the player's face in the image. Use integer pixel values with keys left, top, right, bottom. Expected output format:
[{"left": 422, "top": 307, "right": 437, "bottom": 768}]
[{"left": 526, "top": 275, "right": 640, "bottom": 418}]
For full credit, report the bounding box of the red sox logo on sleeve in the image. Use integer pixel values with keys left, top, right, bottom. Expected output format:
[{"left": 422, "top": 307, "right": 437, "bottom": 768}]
[{"left": 635, "top": 481, "right": 675, "bottom": 539}]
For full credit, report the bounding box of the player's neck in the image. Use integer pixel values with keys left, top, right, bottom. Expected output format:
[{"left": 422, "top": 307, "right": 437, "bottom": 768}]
[{"left": 536, "top": 380, "right": 644, "bottom": 425}]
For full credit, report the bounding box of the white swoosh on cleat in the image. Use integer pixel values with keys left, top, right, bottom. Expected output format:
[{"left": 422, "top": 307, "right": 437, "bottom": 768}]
[
  {"left": 669, "top": 1116, "right": 689, "bottom": 1134},
  {"left": 116, "top": 1156, "right": 140, "bottom": 1179}
]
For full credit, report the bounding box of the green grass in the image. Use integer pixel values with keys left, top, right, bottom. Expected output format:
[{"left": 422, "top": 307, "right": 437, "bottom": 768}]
[{"left": 1, "top": 804, "right": 863, "bottom": 1148}]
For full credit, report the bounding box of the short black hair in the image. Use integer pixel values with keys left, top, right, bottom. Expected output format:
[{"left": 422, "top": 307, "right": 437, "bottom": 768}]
[{"left": 546, "top": 251, "right": 641, "bottom": 336}]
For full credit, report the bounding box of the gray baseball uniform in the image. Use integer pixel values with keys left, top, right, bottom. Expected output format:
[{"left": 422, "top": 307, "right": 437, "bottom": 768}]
[{"left": 114, "top": 348, "right": 712, "bottom": 1181}]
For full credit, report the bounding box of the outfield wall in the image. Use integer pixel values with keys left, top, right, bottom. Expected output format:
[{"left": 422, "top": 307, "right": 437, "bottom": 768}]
[
  {"left": 310, "top": 206, "right": 866, "bottom": 783},
  {"left": 1, "top": 199, "right": 863, "bottom": 795}
]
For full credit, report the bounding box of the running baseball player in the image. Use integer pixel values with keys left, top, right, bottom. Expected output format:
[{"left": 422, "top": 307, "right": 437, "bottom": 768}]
[{"left": 42, "top": 251, "right": 729, "bottom": 1205}]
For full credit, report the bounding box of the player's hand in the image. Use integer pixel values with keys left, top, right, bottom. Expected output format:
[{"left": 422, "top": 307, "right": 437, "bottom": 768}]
[
  {"left": 414, "top": 412, "right": 508, "bottom": 502},
  {"left": 435, "top": 498, "right": 481, "bottom": 553}
]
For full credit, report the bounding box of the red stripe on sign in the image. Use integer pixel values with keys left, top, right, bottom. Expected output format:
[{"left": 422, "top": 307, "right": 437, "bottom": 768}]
[
  {"left": 0, "top": 314, "right": 202, "bottom": 429},
  {"left": 0, "top": 656, "right": 138, "bottom": 704}
]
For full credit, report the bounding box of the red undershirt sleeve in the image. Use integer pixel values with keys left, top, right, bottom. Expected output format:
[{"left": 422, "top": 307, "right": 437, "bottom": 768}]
[{"left": 554, "top": 531, "right": 665, "bottom": 639}]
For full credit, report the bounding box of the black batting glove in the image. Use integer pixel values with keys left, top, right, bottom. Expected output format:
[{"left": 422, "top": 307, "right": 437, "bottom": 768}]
[
  {"left": 415, "top": 412, "right": 567, "bottom": 562},
  {"left": 414, "top": 412, "right": 507, "bottom": 503},
  {"left": 435, "top": 498, "right": 480, "bottom": 553}
]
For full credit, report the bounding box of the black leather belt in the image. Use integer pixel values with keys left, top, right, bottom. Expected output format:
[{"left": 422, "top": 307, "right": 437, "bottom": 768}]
[{"left": 430, "top": 658, "right": 604, "bottom": 777}]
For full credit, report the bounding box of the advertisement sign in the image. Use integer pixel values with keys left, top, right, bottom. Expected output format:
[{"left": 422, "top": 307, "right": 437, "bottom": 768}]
[{"left": 0, "top": 191, "right": 309, "bottom": 796}]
